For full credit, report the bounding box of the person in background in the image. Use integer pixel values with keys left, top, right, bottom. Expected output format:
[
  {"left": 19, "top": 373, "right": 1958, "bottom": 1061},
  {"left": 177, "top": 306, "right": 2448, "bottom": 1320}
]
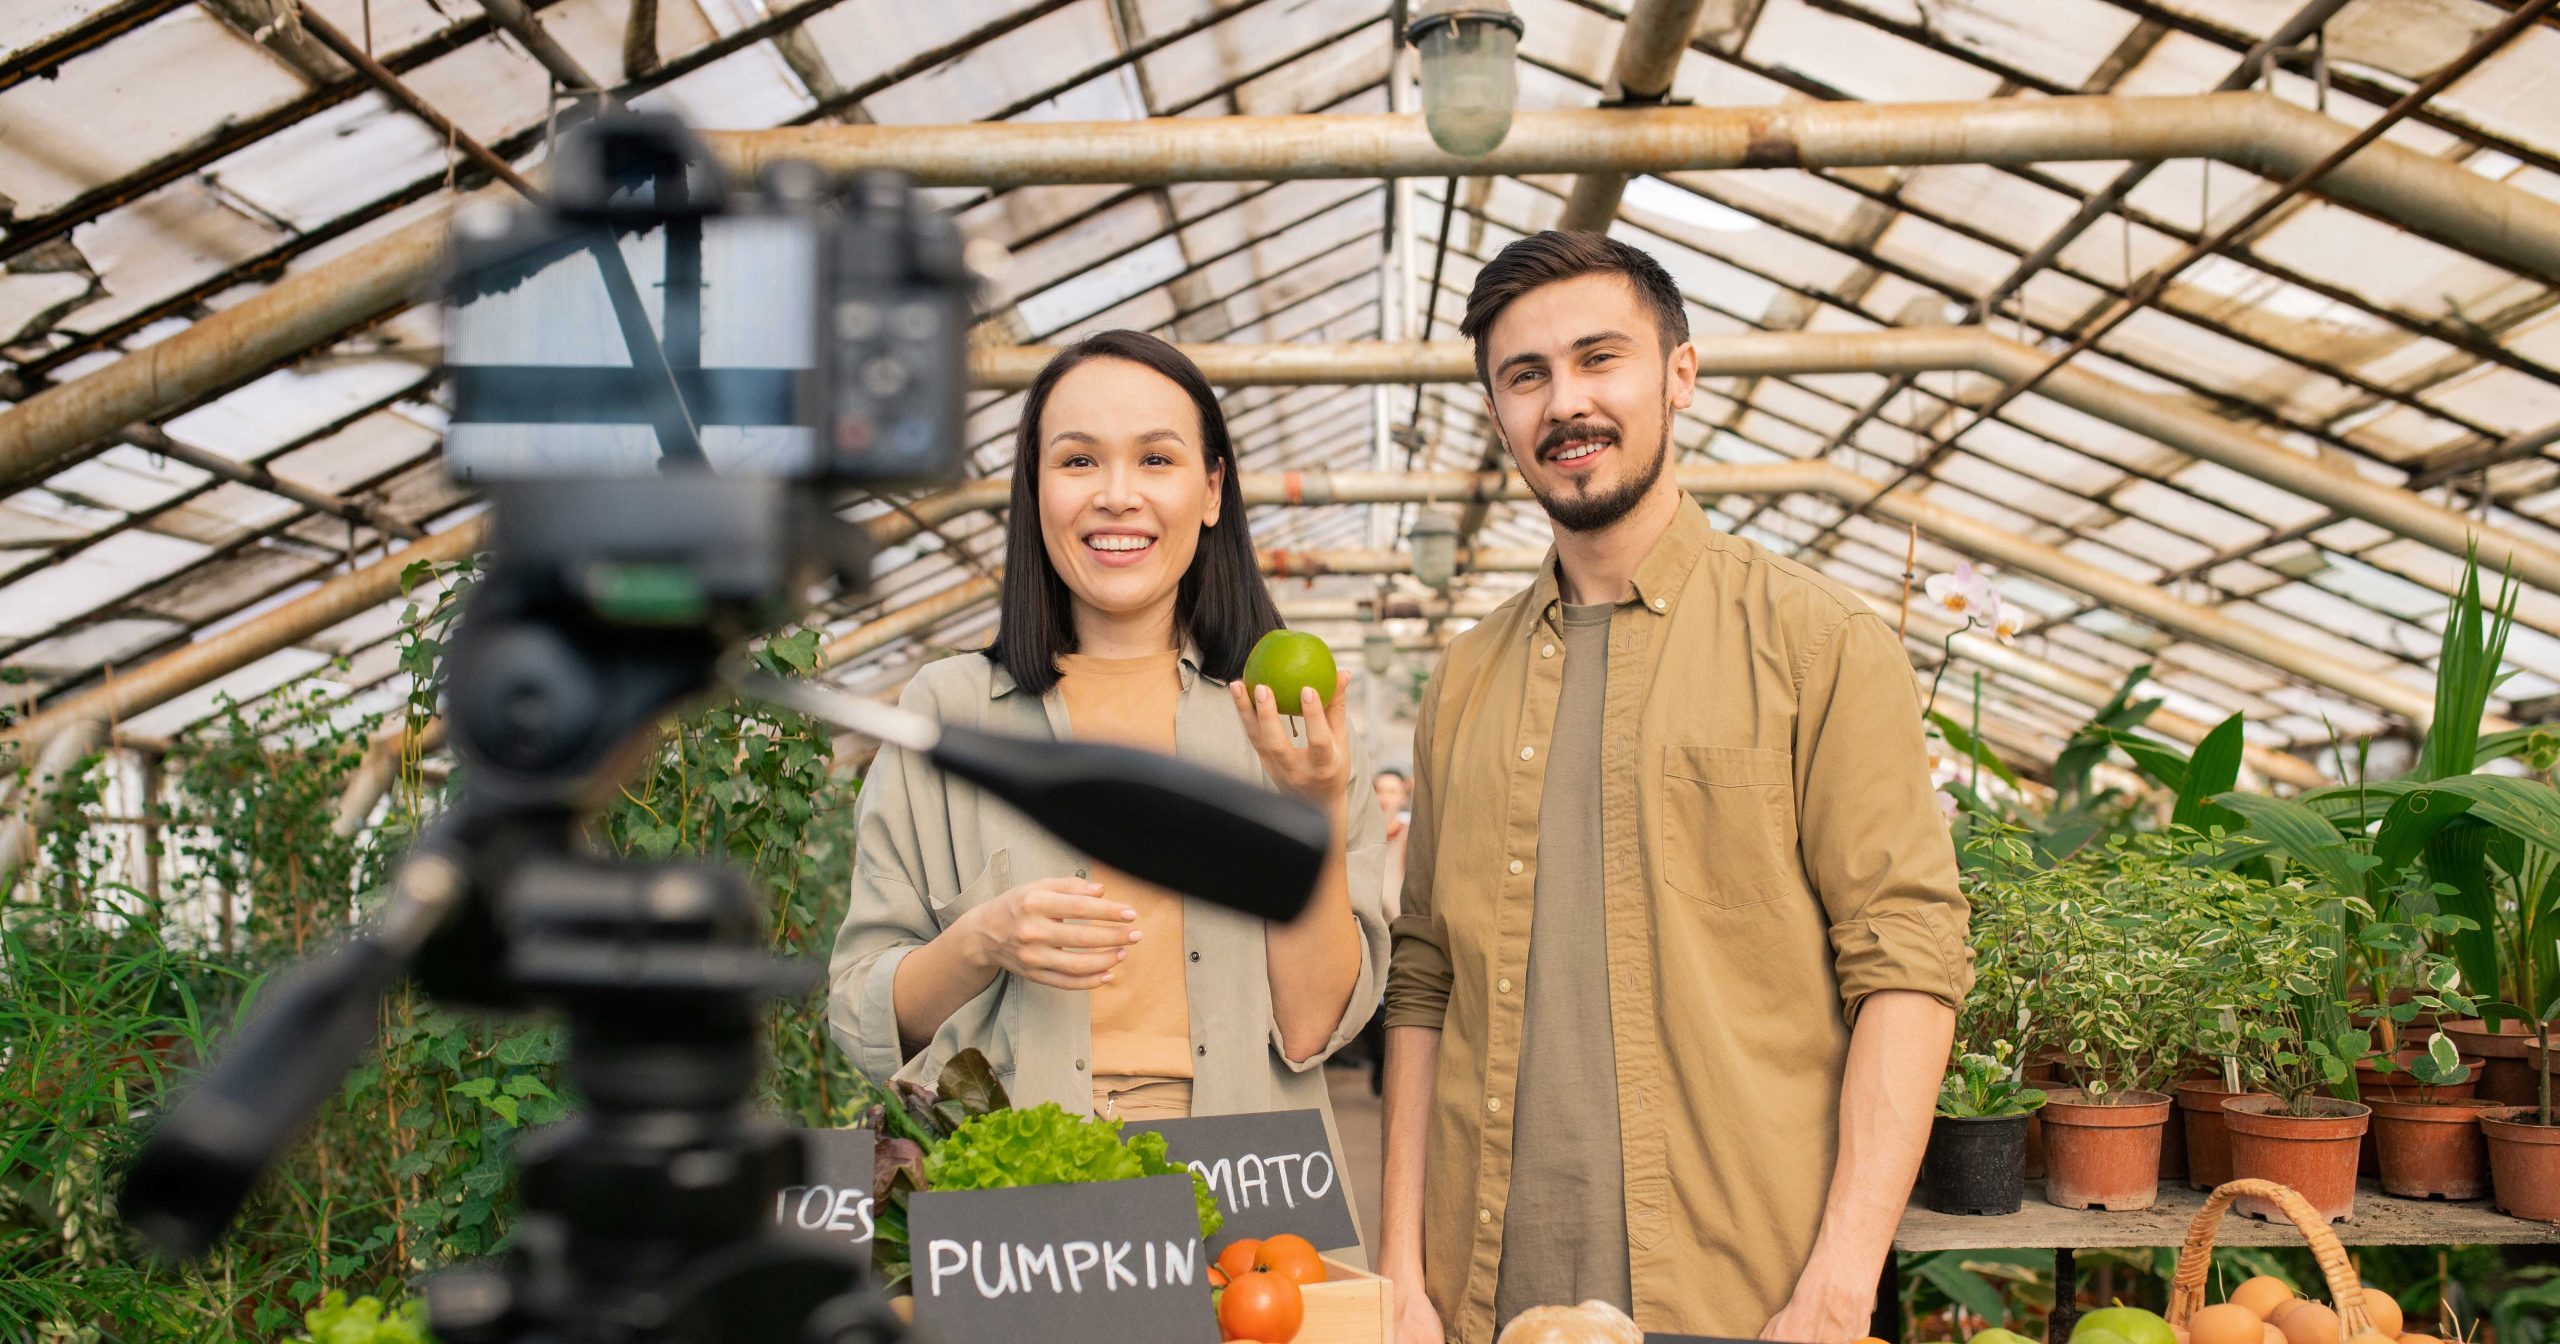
[
  {"left": 1377, "top": 233, "right": 1971, "bottom": 1343},
  {"left": 829, "top": 329, "right": 1390, "bottom": 1141},
  {"left": 1373, "top": 767, "right": 1412, "bottom": 919},
  {"left": 1351, "top": 767, "right": 1415, "bottom": 1095}
]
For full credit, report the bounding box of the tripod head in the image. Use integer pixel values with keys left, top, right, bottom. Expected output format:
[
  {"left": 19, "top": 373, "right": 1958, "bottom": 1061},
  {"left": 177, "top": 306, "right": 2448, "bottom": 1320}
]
[{"left": 116, "top": 115, "right": 1334, "bottom": 1344}]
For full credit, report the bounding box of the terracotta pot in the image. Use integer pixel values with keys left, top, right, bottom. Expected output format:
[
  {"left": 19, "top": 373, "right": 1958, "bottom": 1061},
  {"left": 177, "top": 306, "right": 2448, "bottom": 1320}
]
[
  {"left": 2225, "top": 1096, "right": 2372, "bottom": 1223},
  {"left": 2440, "top": 1019, "right": 2545, "bottom": 1105},
  {"left": 2041, "top": 1089, "right": 2171, "bottom": 1211},
  {"left": 2159, "top": 1087, "right": 2191, "bottom": 1183},
  {"left": 2176, "top": 1079, "right": 2267, "bottom": 1192},
  {"left": 2354, "top": 1049, "right": 2483, "bottom": 1176},
  {"left": 2369, "top": 1097, "right": 2493, "bottom": 1200},
  {"left": 2483, "top": 1109, "right": 2560, "bottom": 1221}
]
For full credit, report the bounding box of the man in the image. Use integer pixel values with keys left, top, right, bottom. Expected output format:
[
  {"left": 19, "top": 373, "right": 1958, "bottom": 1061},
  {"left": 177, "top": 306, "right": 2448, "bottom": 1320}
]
[{"left": 1378, "top": 231, "right": 1971, "bottom": 1344}]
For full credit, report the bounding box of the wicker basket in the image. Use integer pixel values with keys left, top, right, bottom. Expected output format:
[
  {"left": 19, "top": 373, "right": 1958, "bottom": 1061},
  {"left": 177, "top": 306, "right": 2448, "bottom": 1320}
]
[{"left": 2164, "top": 1179, "right": 2378, "bottom": 1335}]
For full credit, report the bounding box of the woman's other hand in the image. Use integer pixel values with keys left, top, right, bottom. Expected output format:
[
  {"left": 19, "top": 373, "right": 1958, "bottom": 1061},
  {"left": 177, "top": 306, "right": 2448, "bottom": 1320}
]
[
  {"left": 954, "top": 878, "right": 1140, "bottom": 990},
  {"left": 1230, "top": 672, "right": 1352, "bottom": 811}
]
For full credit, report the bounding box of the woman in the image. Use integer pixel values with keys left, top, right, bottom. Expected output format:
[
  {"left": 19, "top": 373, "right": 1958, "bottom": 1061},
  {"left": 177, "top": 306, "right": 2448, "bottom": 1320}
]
[{"left": 829, "top": 329, "right": 1387, "bottom": 1134}]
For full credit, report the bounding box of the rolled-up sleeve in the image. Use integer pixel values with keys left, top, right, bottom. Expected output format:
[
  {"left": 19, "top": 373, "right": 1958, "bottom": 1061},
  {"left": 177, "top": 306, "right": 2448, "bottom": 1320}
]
[
  {"left": 1271, "top": 718, "right": 1395, "bottom": 1071},
  {"left": 1793, "top": 610, "right": 1973, "bottom": 1024},
  {"left": 828, "top": 678, "right": 948, "bottom": 1083},
  {"left": 1382, "top": 672, "right": 1453, "bottom": 1031}
]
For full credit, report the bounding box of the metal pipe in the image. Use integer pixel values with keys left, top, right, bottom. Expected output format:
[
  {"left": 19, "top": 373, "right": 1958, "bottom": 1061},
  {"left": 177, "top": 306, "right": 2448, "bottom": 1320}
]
[
  {"left": 1556, "top": 0, "right": 1711, "bottom": 231},
  {"left": 120, "top": 425, "right": 423, "bottom": 541},
  {"left": 3, "top": 451, "right": 2488, "bottom": 756},
  {"left": 820, "top": 575, "right": 1001, "bottom": 666},
  {"left": 986, "top": 332, "right": 2560, "bottom": 598},
  {"left": 10, "top": 92, "right": 2558, "bottom": 488},
  {"left": 473, "top": 0, "right": 603, "bottom": 95}
]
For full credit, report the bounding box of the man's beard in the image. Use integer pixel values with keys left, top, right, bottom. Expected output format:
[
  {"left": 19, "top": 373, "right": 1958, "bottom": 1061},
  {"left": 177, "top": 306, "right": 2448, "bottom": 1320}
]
[{"left": 1520, "top": 412, "right": 1671, "bottom": 534}]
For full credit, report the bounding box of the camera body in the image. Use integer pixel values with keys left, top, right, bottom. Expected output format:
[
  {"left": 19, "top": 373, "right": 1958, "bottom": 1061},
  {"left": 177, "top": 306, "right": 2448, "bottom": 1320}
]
[{"left": 443, "top": 113, "right": 970, "bottom": 492}]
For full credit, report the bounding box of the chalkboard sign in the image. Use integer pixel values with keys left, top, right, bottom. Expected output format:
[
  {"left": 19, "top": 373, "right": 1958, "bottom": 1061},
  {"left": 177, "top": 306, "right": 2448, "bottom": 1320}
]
[
  {"left": 1125, "top": 1108, "right": 1359, "bottom": 1254},
  {"left": 907, "top": 1174, "right": 1219, "bottom": 1344},
  {"left": 776, "top": 1128, "right": 875, "bottom": 1252}
]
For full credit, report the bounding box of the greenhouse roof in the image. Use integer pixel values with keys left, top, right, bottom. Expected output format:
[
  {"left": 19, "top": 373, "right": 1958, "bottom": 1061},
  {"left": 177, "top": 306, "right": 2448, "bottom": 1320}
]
[{"left": 4, "top": 0, "right": 2560, "bottom": 781}]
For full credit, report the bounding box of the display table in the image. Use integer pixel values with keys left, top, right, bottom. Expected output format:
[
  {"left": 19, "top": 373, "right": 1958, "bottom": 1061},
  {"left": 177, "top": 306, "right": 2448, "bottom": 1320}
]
[{"left": 1881, "top": 1181, "right": 2560, "bottom": 1342}]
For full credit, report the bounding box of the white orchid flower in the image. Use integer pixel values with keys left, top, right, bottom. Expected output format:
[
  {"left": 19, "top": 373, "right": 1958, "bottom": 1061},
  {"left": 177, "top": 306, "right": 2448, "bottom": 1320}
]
[
  {"left": 1986, "top": 592, "right": 2024, "bottom": 645},
  {"left": 1923, "top": 562, "right": 1990, "bottom": 621}
]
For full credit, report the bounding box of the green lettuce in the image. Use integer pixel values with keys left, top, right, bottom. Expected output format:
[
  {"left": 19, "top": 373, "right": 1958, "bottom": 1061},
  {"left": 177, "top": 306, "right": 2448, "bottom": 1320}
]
[{"left": 923, "top": 1102, "right": 1222, "bottom": 1241}]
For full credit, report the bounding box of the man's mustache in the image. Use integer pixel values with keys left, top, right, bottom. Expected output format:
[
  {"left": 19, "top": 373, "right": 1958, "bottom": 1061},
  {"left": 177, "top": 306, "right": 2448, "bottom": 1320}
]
[{"left": 1536, "top": 420, "right": 1621, "bottom": 460}]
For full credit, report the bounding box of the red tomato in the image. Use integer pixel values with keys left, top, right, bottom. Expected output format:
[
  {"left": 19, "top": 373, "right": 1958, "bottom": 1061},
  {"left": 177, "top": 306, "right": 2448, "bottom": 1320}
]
[
  {"left": 1251, "top": 1234, "right": 1326, "bottom": 1287},
  {"left": 1217, "top": 1268, "right": 1303, "bottom": 1343},
  {"left": 1213, "top": 1239, "right": 1262, "bottom": 1283}
]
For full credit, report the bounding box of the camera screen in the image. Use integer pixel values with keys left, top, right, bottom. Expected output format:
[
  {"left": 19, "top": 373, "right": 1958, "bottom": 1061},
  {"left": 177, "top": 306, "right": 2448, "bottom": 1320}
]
[{"left": 444, "top": 215, "right": 820, "bottom": 481}]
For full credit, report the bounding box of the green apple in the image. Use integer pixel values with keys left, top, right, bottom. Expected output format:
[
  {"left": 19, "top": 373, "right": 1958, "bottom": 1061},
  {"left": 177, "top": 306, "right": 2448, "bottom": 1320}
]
[
  {"left": 2076, "top": 1307, "right": 2177, "bottom": 1344},
  {"left": 1242, "top": 630, "right": 1338, "bottom": 719}
]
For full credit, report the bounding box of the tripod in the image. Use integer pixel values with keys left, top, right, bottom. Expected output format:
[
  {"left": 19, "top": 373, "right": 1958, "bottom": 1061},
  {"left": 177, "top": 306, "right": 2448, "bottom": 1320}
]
[{"left": 118, "top": 477, "right": 1330, "bottom": 1343}]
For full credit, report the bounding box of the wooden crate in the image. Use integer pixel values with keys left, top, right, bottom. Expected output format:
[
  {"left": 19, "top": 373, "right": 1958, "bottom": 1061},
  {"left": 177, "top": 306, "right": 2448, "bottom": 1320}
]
[{"left": 1297, "top": 1255, "right": 1392, "bottom": 1344}]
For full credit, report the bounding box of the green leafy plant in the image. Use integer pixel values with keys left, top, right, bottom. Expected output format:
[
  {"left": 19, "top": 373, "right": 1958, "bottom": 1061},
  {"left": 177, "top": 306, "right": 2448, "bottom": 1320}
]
[
  {"left": 1983, "top": 833, "right": 2277, "bottom": 1101},
  {"left": 924, "top": 1104, "right": 1221, "bottom": 1243},
  {"left": 1937, "top": 1048, "right": 2047, "bottom": 1119},
  {"left": 291, "top": 1289, "right": 432, "bottom": 1344}
]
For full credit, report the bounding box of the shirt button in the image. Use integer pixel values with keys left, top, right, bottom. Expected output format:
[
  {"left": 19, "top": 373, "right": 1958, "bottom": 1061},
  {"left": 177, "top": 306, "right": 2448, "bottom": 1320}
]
[
  {"left": 1479, "top": 1208, "right": 1492, "bottom": 1225},
  {"left": 1519, "top": 746, "right": 1535, "bottom": 761},
  {"left": 1541, "top": 643, "right": 1555, "bottom": 658},
  {"left": 1652, "top": 597, "right": 1666, "bottom": 611},
  {"left": 1189, "top": 950, "right": 1201, "bottom": 962},
  {"left": 1075, "top": 1058, "right": 1087, "bottom": 1071},
  {"left": 1486, "top": 1096, "right": 1501, "bottom": 1113},
  {"left": 1075, "top": 865, "right": 1089, "bottom": 878},
  {"left": 1498, "top": 977, "right": 1513, "bottom": 993},
  {"left": 1196, "top": 1044, "right": 1207, "bottom": 1057},
  {"left": 1508, "top": 859, "right": 1524, "bottom": 875}
]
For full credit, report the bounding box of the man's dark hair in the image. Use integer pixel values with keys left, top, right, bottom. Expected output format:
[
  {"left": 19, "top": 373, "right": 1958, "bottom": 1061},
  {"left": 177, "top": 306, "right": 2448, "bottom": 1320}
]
[
  {"left": 1459, "top": 230, "right": 1690, "bottom": 387},
  {"left": 987, "top": 329, "right": 1282, "bottom": 697}
]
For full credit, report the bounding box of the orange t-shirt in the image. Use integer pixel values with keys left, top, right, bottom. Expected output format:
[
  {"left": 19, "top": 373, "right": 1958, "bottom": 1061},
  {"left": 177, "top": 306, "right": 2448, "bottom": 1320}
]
[{"left": 1055, "top": 650, "right": 1194, "bottom": 1082}]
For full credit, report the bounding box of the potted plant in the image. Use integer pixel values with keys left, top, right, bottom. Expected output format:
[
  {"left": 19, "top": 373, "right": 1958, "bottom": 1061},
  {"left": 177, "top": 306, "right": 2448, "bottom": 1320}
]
[
  {"left": 2028, "top": 835, "right": 2241, "bottom": 1211},
  {"left": 2481, "top": 978, "right": 2560, "bottom": 1221},
  {"left": 2221, "top": 902, "right": 2372, "bottom": 1223},
  {"left": 1923, "top": 1046, "right": 2047, "bottom": 1215},
  {"left": 2370, "top": 1032, "right": 2496, "bottom": 1201}
]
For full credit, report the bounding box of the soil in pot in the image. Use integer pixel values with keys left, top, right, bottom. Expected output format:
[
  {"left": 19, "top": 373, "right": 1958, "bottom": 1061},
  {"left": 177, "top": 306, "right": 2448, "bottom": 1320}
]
[
  {"left": 2355, "top": 1051, "right": 2482, "bottom": 1177},
  {"left": 2482, "top": 1109, "right": 2560, "bottom": 1222},
  {"left": 2041, "top": 1089, "right": 2171, "bottom": 1211},
  {"left": 2177, "top": 1078, "right": 2267, "bottom": 1192},
  {"left": 2440, "top": 1019, "right": 2545, "bottom": 1105},
  {"left": 2369, "top": 1097, "right": 2493, "bottom": 1201},
  {"left": 2224, "top": 1096, "right": 2371, "bottom": 1223},
  {"left": 1922, "top": 1113, "right": 2031, "bottom": 1215}
]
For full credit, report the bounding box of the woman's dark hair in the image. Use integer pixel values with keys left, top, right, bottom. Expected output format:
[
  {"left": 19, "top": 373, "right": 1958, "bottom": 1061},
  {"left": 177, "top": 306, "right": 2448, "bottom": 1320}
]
[{"left": 987, "top": 330, "right": 1281, "bottom": 697}]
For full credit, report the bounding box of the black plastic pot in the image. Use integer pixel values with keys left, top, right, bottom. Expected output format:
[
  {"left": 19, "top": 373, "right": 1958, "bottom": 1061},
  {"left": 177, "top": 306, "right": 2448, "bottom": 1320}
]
[{"left": 1922, "top": 1112, "right": 2031, "bottom": 1215}]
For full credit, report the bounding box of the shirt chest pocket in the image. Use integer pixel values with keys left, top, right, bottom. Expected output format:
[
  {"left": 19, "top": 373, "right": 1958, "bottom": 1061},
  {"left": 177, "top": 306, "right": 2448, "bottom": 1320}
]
[
  {"left": 930, "top": 847, "right": 1011, "bottom": 921},
  {"left": 1656, "top": 744, "right": 1800, "bottom": 910}
]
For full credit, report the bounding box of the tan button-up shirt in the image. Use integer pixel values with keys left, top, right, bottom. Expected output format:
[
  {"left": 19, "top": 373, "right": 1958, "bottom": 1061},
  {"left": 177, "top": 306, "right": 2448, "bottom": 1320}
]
[
  {"left": 1383, "top": 499, "right": 1972, "bottom": 1342},
  {"left": 830, "top": 648, "right": 1390, "bottom": 1134}
]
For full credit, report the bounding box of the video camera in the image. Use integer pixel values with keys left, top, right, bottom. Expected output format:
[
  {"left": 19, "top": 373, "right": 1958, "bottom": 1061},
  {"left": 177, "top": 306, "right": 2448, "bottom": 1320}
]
[{"left": 117, "top": 115, "right": 1332, "bottom": 1344}]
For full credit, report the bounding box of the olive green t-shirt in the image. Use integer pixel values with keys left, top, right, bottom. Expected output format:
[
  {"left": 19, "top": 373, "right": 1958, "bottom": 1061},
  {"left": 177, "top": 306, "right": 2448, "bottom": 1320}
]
[{"left": 1493, "top": 599, "right": 1631, "bottom": 1328}]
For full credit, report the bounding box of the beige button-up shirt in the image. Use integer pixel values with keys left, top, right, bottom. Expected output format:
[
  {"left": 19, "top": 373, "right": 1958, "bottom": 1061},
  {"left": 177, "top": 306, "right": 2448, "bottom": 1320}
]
[
  {"left": 1384, "top": 499, "right": 1972, "bottom": 1342},
  {"left": 829, "top": 648, "right": 1391, "bottom": 1130}
]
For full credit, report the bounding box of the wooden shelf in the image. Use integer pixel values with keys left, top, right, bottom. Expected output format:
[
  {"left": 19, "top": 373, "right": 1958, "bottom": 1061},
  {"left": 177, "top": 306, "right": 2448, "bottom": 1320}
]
[{"left": 1895, "top": 1181, "right": 2560, "bottom": 1253}]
